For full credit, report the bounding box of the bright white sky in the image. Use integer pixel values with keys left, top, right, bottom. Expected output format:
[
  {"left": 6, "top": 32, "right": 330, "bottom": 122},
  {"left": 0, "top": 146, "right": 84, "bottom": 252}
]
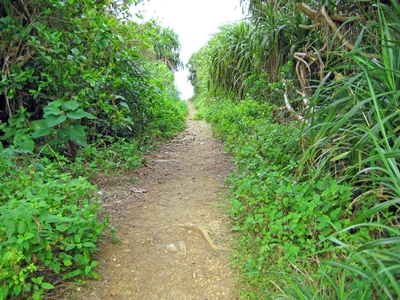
[{"left": 132, "top": 0, "right": 244, "bottom": 99}]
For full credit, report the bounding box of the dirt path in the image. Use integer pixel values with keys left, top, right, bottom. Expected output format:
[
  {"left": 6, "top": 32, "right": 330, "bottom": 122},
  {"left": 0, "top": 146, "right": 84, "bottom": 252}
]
[{"left": 80, "top": 101, "right": 236, "bottom": 299}]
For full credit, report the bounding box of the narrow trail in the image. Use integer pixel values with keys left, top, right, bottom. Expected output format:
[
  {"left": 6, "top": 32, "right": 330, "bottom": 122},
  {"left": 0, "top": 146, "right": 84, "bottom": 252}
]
[{"left": 82, "top": 101, "right": 237, "bottom": 299}]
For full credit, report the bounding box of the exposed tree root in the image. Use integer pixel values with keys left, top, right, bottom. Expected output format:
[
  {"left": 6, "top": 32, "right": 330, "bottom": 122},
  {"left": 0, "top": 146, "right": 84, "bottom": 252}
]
[
  {"left": 320, "top": 6, "right": 379, "bottom": 59},
  {"left": 282, "top": 80, "right": 307, "bottom": 123},
  {"left": 296, "top": 2, "right": 379, "bottom": 59},
  {"left": 176, "top": 223, "right": 229, "bottom": 251},
  {"left": 284, "top": 2, "right": 381, "bottom": 123}
]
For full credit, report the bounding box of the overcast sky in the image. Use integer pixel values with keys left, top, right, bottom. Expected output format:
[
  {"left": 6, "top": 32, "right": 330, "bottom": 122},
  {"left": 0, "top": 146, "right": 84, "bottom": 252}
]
[{"left": 132, "top": 0, "right": 244, "bottom": 99}]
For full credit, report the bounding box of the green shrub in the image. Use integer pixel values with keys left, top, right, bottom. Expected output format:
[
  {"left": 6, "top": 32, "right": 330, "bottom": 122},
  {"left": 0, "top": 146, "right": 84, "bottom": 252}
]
[
  {"left": 197, "top": 95, "right": 391, "bottom": 298},
  {"left": 0, "top": 0, "right": 186, "bottom": 157},
  {"left": 0, "top": 150, "right": 109, "bottom": 299}
]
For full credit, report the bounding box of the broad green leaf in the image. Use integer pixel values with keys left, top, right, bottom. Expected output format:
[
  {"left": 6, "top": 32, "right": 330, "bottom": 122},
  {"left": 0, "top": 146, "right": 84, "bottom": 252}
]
[
  {"left": 56, "top": 223, "right": 66, "bottom": 232},
  {"left": 0, "top": 284, "right": 9, "bottom": 299},
  {"left": 67, "top": 109, "right": 95, "bottom": 120},
  {"left": 43, "top": 105, "right": 62, "bottom": 116},
  {"left": 31, "top": 120, "right": 51, "bottom": 138},
  {"left": 85, "top": 265, "right": 92, "bottom": 274},
  {"left": 0, "top": 124, "right": 16, "bottom": 140},
  {"left": 330, "top": 207, "right": 341, "bottom": 219},
  {"left": 65, "top": 244, "right": 76, "bottom": 251},
  {"left": 6, "top": 222, "right": 15, "bottom": 237},
  {"left": 32, "top": 276, "right": 44, "bottom": 284},
  {"left": 50, "top": 261, "right": 60, "bottom": 273},
  {"left": 45, "top": 115, "right": 66, "bottom": 127},
  {"left": 30, "top": 119, "right": 47, "bottom": 131},
  {"left": 25, "top": 232, "right": 35, "bottom": 240},
  {"left": 41, "top": 282, "right": 54, "bottom": 290},
  {"left": 45, "top": 251, "right": 53, "bottom": 259},
  {"left": 13, "top": 284, "right": 22, "bottom": 295},
  {"left": 38, "top": 212, "right": 60, "bottom": 223},
  {"left": 62, "top": 101, "right": 80, "bottom": 111},
  {"left": 48, "top": 100, "right": 63, "bottom": 107},
  {"left": 74, "top": 253, "right": 89, "bottom": 265},
  {"left": 63, "top": 259, "right": 72, "bottom": 266},
  {"left": 62, "top": 269, "right": 82, "bottom": 280},
  {"left": 83, "top": 242, "right": 97, "bottom": 248},
  {"left": 74, "top": 234, "right": 81, "bottom": 243},
  {"left": 8, "top": 88, "right": 15, "bottom": 99},
  {"left": 13, "top": 133, "right": 34, "bottom": 152},
  {"left": 88, "top": 79, "right": 96, "bottom": 87},
  {"left": 56, "top": 126, "right": 70, "bottom": 141},
  {"left": 71, "top": 48, "right": 79, "bottom": 56},
  {"left": 91, "top": 261, "right": 99, "bottom": 267},
  {"left": 313, "top": 193, "right": 321, "bottom": 203},
  {"left": 92, "top": 272, "right": 99, "bottom": 279},
  {"left": 69, "top": 124, "right": 87, "bottom": 146},
  {"left": 31, "top": 127, "right": 51, "bottom": 138}
]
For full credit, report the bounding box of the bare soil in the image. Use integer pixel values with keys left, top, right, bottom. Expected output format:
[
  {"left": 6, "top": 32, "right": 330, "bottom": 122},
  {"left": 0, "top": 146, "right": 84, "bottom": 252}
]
[{"left": 74, "top": 101, "right": 237, "bottom": 299}]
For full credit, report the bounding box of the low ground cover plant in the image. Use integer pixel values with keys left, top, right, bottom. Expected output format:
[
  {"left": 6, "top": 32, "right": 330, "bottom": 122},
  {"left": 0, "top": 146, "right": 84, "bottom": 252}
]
[
  {"left": 189, "top": 0, "right": 399, "bottom": 297},
  {"left": 0, "top": 150, "right": 109, "bottom": 299}
]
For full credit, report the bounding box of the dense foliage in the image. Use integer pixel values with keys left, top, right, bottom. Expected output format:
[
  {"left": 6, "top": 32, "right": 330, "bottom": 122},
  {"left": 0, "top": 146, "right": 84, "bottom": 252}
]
[
  {"left": 0, "top": 0, "right": 187, "bottom": 298},
  {"left": 0, "top": 153, "right": 106, "bottom": 299},
  {"left": 189, "top": 0, "right": 400, "bottom": 298}
]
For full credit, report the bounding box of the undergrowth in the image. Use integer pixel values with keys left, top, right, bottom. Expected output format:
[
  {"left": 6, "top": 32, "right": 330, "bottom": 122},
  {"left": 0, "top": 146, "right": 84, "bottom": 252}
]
[
  {"left": 195, "top": 94, "right": 399, "bottom": 299},
  {"left": 188, "top": 1, "right": 400, "bottom": 297},
  {"left": 0, "top": 150, "right": 108, "bottom": 299},
  {"left": 0, "top": 102, "right": 188, "bottom": 298},
  {"left": 0, "top": 1, "right": 188, "bottom": 294}
]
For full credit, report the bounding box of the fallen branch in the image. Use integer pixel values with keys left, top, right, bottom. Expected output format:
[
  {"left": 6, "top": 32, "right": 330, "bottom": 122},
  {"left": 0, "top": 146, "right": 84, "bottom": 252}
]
[{"left": 176, "top": 223, "right": 229, "bottom": 251}]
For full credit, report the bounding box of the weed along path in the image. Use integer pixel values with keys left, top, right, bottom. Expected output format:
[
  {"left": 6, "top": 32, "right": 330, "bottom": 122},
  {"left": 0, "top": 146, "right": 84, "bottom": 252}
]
[{"left": 81, "top": 101, "right": 237, "bottom": 299}]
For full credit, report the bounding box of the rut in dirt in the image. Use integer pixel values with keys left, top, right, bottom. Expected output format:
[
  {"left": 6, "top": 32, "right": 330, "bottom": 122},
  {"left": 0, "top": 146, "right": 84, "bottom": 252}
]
[{"left": 79, "top": 101, "right": 237, "bottom": 300}]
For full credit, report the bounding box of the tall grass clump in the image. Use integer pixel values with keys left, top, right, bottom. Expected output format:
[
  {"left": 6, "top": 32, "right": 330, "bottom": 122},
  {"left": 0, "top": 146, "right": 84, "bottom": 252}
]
[{"left": 280, "top": 1, "right": 400, "bottom": 298}]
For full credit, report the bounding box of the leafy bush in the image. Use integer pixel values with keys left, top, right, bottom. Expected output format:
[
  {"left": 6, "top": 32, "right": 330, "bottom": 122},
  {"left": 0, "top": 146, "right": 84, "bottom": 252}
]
[
  {"left": 0, "top": 0, "right": 186, "bottom": 156},
  {"left": 0, "top": 148, "right": 110, "bottom": 299},
  {"left": 0, "top": 0, "right": 188, "bottom": 299},
  {"left": 197, "top": 97, "right": 355, "bottom": 293}
]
